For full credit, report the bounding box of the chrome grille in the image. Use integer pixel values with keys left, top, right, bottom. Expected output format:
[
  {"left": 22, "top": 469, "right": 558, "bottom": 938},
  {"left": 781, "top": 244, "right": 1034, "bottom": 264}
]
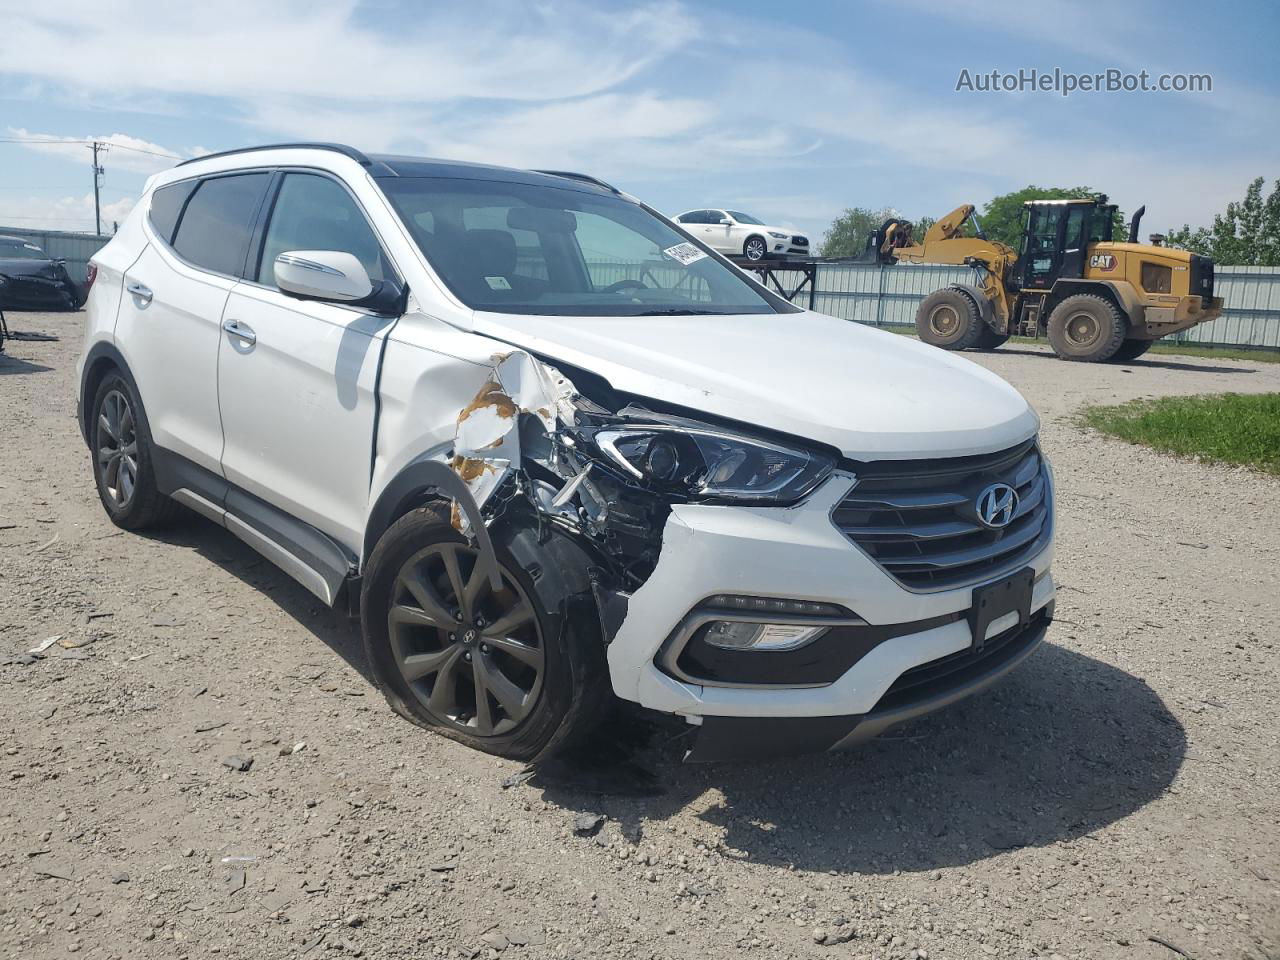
[{"left": 833, "top": 439, "right": 1051, "bottom": 591}]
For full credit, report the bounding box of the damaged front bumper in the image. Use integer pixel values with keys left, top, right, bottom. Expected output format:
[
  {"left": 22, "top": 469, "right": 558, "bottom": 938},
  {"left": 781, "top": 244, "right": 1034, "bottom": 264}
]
[
  {"left": 433, "top": 350, "right": 1055, "bottom": 764},
  {"left": 683, "top": 608, "right": 1051, "bottom": 761},
  {"left": 602, "top": 474, "right": 1056, "bottom": 763}
]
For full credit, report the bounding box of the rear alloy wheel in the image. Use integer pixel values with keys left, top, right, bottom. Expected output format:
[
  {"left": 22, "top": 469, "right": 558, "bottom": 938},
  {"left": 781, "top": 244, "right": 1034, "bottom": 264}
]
[
  {"left": 1047, "top": 294, "right": 1128, "bottom": 362},
  {"left": 90, "top": 372, "right": 177, "bottom": 529},
  {"left": 388, "top": 541, "right": 544, "bottom": 738},
  {"left": 98, "top": 389, "right": 139, "bottom": 511},
  {"left": 915, "top": 287, "right": 985, "bottom": 350},
  {"left": 743, "top": 236, "right": 767, "bottom": 262}
]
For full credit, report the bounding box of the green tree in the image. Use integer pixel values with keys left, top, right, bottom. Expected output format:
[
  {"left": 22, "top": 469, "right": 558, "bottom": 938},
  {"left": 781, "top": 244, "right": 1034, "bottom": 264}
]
[
  {"left": 820, "top": 208, "right": 940, "bottom": 256},
  {"left": 979, "top": 185, "right": 1124, "bottom": 249},
  {"left": 820, "top": 206, "right": 899, "bottom": 257},
  {"left": 1165, "top": 177, "right": 1280, "bottom": 266}
]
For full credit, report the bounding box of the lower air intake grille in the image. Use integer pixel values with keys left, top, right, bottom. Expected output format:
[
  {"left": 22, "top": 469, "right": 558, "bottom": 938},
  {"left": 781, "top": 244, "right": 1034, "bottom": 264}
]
[{"left": 833, "top": 439, "right": 1051, "bottom": 591}]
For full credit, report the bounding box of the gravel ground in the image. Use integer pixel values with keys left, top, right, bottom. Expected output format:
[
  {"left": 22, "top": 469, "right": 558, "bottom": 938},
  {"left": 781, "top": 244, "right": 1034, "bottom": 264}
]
[{"left": 2, "top": 312, "right": 1278, "bottom": 960}]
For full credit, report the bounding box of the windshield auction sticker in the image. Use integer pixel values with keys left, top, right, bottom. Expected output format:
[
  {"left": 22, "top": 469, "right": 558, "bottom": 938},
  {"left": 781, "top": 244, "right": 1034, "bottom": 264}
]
[{"left": 662, "top": 242, "right": 708, "bottom": 266}]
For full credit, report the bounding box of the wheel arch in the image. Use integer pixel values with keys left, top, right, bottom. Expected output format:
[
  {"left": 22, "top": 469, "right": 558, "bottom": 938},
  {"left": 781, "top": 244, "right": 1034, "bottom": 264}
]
[
  {"left": 79, "top": 341, "right": 137, "bottom": 446},
  {"left": 362, "top": 455, "right": 500, "bottom": 587}
]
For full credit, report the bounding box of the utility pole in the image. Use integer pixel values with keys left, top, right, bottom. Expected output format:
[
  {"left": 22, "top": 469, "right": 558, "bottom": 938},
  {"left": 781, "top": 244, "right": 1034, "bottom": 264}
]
[{"left": 90, "top": 141, "right": 106, "bottom": 236}]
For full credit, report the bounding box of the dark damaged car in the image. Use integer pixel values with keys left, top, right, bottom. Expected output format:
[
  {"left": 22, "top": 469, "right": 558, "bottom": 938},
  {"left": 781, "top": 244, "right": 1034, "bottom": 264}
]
[
  {"left": 0, "top": 235, "right": 84, "bottom": 311},
  {"left": 77, "top": 144, "right": 1056, "bottom": 763}
]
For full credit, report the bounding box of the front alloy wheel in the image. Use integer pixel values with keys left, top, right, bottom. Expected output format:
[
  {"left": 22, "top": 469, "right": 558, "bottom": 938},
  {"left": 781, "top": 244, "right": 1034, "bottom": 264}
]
[
  {"left": 743, "top": 237, "right": 767, "bottom": 261},
  {"left": 388, "top": 542, "right": 544, "bottom": 737}
]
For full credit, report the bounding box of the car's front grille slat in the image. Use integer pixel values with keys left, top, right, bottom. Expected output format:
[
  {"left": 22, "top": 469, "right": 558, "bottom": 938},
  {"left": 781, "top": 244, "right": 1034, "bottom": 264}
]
[
  {"left": 835, "top": 440, "right": 1051, "bottom": 591},
  {"left": 853, "top": 519, "right": 984, "bottom": 542}
]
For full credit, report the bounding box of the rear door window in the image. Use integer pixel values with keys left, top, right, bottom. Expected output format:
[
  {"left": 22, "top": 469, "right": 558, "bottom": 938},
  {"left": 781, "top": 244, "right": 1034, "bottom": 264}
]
[{"left": 171, "top": 173, "right": 270, "bottom": 276}]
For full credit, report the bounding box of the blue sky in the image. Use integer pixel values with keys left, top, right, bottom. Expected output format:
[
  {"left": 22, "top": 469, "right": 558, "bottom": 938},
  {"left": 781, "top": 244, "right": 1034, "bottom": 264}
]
[{"left": 1, "top": 0, "right": 1276, "bottom": 246}]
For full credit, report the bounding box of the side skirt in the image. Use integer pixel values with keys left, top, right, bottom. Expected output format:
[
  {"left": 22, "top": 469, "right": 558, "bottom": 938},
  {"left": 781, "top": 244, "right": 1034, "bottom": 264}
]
[{"left": 155, "top": 449, "right": 354, "bottom": 607}]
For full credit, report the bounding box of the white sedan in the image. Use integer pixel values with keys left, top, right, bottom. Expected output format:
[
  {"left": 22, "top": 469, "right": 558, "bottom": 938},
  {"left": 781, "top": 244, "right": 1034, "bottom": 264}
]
[{"left": 672, "top": 208, "right": 810, "bottom": 261}]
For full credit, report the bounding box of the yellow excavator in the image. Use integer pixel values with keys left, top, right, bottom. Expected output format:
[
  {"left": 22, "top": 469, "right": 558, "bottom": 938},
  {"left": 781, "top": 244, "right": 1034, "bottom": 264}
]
[{"left": 860, "top": 198, "right": 1223, "bottom": 361}]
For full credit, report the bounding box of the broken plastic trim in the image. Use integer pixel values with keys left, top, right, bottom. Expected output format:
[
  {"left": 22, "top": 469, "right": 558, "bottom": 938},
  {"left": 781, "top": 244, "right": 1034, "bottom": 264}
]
[{"left": 449, "top": 350, "right": 578, "bottom": 532}]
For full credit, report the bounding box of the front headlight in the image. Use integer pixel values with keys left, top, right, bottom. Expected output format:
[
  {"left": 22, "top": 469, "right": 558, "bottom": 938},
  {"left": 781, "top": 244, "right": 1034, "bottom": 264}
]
[
  {"left": 593, "top": 423, "right": 834, "bottom": 504},
  {"left": 768, "top": 231, "right": 789, "bottom": 239}
]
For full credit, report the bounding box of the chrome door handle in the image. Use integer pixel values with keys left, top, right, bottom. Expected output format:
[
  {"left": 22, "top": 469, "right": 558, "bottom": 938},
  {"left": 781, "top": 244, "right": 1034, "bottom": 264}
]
[
  {"left": 222, "top": 319, "right": 257, "bottom": 346},
  {"left": 126, "top": 281, "right": 153, "bottom": 305}
]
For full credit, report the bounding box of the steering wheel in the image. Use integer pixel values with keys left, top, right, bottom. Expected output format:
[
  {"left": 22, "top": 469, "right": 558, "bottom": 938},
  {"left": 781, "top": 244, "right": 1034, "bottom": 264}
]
[{"left": 600, "top": 279, "right": 649, "bottom": 294}]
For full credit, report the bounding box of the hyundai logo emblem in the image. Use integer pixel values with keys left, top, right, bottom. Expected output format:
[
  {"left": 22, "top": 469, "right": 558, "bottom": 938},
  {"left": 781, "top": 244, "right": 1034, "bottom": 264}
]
[{"left": 976, "top": 482, "right": 1019, "bottom": 529}]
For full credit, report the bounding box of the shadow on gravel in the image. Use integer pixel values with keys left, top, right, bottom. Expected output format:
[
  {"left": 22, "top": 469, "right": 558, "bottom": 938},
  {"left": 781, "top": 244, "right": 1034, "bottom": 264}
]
[
  {"left": 0, "top": 353, "right": 53, "bottom": 375},
  {"left": 137, "top": 517, "right": 1186, "bottom": 875},
  {"left": 533, "top": 641, "right": 1187, "bottom": 874},
  {"left": 138, "top": 515, "right": 371, "bottom": 681},
  {"left": 993, "top": 346, "right": 1256, "bottom": 375}
]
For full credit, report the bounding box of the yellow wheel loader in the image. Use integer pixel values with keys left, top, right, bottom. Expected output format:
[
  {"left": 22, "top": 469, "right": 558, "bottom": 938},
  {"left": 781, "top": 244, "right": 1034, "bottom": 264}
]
[{"left": 861, "top": 198, "right": 1223, "bottom": 362}]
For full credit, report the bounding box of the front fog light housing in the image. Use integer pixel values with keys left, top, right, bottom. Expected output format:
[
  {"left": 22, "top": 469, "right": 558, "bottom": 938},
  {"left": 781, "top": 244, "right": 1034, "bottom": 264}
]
[{"left": 703, "top": 621, "right": 828, "bottom": 651}]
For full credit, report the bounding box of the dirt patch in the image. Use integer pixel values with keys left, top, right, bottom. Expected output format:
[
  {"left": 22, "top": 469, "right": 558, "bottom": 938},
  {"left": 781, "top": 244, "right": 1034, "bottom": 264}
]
[{"left": 2, "top": 314, "right": 1278, "bottom": 959}]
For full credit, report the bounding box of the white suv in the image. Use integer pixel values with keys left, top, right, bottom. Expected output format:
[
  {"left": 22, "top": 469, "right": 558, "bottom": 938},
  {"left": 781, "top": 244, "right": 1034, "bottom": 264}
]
[
  {"left": 77, "top": 144, "right": 1055, "bottom": 763},
  {"left": 672, "top": 209, "right": 809, "bottom": 261}
]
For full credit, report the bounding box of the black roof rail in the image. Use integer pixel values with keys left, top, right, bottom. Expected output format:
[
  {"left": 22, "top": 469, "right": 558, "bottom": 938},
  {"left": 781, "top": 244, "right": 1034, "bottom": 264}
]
[
  {"left": 533, "top": 169, "right": 621, "bottom": 194},
  {"left": 177, "top": 142, "right": 371, "bottom": 168}
]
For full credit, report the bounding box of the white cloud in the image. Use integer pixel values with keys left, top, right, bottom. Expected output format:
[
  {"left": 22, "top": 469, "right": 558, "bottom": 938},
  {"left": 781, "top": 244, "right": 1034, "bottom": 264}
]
[
  {"left": 0, "top": 192, "right": 134, "bottom": 233},
  {"left": 0, "top": 0, "right": 698, "bottom": 105},
  {"left": 6, "top": 127, "right": 184, "bottom": 174},
  {"left": 0, "top": 0, "right": 1268, "bottom": 238}
]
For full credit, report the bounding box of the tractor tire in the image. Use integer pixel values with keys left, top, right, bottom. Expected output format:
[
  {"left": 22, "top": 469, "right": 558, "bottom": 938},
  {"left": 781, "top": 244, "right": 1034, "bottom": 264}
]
[
  {"left": 915, "top": 288, "right": 986, "bottom": 350},
  {"left": 973, "top": 326, "right": 1011, "bottom": 351},
  {"left": 1047, "top": 294, "right": 1128, "bottom": 362},
  {"left": 1109, "top": 338, "right": 1154, "bottom": 363}
]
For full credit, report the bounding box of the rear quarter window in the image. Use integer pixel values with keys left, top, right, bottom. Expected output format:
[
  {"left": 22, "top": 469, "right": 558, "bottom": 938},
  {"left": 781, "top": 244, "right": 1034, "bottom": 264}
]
[
  {"left": 171, "top": 173, "right": 270, "bottom": 276},
  {"left": 148, "top": 181, "right": 196, "bottom": 244}
]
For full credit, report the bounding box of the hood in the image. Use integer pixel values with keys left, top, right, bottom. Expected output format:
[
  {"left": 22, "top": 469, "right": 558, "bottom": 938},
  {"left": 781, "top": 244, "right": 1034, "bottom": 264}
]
[{"left": 471, "top": 310, "right": 1039, "bottom": 460}]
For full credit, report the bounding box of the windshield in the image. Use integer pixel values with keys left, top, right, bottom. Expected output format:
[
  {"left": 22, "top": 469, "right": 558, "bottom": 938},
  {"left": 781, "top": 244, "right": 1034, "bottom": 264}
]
[
  {"left": 378, "top": 178, "right": 789, "bottom": 316},
  {"left": 0, "top": 240, "right": 48, "bottom": 261},
  {"left": 727, "top": 211, "right": 765, "bottom": 225}
]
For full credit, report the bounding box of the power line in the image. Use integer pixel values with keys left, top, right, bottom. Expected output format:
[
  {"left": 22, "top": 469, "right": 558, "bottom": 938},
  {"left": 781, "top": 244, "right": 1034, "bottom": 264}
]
[
  {"left": 0, "top": 214, "right": 98, "bottom": 222},
  {"left": 0, "top": 136, "right": 182, "bottom": 160}
]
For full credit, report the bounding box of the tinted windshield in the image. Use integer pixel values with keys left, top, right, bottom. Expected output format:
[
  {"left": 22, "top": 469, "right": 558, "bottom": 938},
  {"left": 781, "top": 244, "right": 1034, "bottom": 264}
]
[
  {"left": 378, "top": 178, "right": 787, "bottom": 316},
  {"left": 0, "top": 240, "right": 48, "bottom": 261},
  {"left": 727, "top": 211, "right": 765, "bottom": 225}
]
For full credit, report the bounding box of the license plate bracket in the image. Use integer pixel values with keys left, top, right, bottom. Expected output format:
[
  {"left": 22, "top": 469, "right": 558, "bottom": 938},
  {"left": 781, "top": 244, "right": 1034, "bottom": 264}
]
[{"left": 968, "top": 567, "right": 1035, "bottom": 651}]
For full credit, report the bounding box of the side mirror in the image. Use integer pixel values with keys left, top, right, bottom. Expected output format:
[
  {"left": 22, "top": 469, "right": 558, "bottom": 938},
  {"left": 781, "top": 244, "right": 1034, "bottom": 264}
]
[
  {"left": 718, "top": 218, "right": 733, "bottom": 225},
  {"left": 274, "top": 250, "right": 373, "bottom": 302}
]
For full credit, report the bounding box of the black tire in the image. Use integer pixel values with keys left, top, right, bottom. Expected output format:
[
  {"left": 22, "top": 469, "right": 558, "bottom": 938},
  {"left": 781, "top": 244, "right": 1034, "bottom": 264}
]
[
  {"left": 915, "top": 287, "right": 985, "bottom": 350},
  {"left": 742, "top": 235, "right": 767, "bottom": 262},
  {"left": 89, "top": 371, "right": 178, "bottom": 530},
  {"left": 972, "top": 326, "right": 1011, "bottom": 351},
  {"left": 360, "top": 507, "right": 610, "bottom": 762},
  {"left": 1047, "top": 294, "right": 1128, "bottom": 362},
  {"left": 1109, "top": 338, "right": 1154, "bottom": 362}
]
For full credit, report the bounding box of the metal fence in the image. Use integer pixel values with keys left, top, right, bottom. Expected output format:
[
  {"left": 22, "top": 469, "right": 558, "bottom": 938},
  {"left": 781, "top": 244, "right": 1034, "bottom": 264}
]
[
  {"left": 0, "top": 226, "right": 110, "bottom": 286},
  {"left": 806, "top": 262, "right": 1280, "bottom": 350},
  {"left": 5, "top": 224, "right": 1280, "bottom": 350}
]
